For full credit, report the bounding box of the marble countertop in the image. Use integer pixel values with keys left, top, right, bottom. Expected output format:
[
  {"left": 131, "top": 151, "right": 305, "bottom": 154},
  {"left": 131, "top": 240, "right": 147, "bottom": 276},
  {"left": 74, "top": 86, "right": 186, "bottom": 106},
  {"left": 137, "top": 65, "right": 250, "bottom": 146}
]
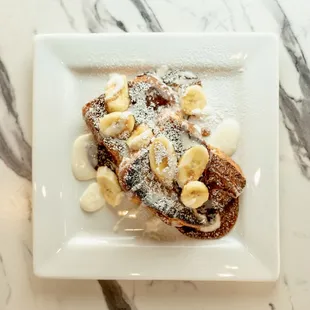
[{"left": 1, "top": 0, "right": 310, "bottom": 309}]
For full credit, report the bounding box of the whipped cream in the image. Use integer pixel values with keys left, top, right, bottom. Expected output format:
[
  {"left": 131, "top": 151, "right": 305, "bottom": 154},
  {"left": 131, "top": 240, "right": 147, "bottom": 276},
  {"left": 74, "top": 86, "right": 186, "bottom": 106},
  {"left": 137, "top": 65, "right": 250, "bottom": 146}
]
[
  {"left": 208, "top": 119, "right": 240, "bottom": 156},
  {"left": 72, "top": 134, "right": 97, "bottom": 181}
]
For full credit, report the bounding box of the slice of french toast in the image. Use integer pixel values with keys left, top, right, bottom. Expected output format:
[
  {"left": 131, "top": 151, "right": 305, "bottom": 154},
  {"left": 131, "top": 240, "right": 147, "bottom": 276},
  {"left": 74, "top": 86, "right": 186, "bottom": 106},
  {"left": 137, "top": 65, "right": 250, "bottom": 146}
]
[
  {"left": 157, "top": 112, "right": 246, "bottom": 208},
  {"left": 118, "top": 148, "right": 213, "bottom": 229},
  {"left": 82, "top": 73, "right": 179, "bottom": 166},
  {"left": 82, "top": 71, "right": 246, "bottom": 239},
  {"left": 118, "top": 112, "right": 246, "bottom": 231}
]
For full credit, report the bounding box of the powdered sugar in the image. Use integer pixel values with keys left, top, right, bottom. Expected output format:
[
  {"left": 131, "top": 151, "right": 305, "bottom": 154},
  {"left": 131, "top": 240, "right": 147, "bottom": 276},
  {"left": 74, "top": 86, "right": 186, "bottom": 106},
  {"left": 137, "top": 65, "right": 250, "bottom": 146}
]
[
  {"left": 128, "top": 82, "right": 156, "bottom": 128},
  {"left": 189, "top": 105, "right": 223, "bottom": 133},
  {"left": 128, "top": 74, "right": 179, "bottom": 132},
  {"left": 154, "top": 140, "right": 168, "bottom": 165},
  {"left": 105, "top": 74, "right": 124, "bottom": 100},
  {"left": 162, "top": 70, "right": 200, "bottom": 87}
]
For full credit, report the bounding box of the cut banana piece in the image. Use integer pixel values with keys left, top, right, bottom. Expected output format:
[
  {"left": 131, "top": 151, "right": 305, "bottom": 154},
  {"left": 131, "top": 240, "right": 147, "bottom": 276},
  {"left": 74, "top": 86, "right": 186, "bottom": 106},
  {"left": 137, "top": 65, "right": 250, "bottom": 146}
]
[
  {"left": 99, "top": 111, "right": 135, "bottom": 139},
  {"left": 177, "top": 145, "right": 209, "bottom": 187},
  {"left": 72, "top": 134, "right": 97, "bottom": 181},
  {"left": 97, "top": 166, "right": 124, "bottom": 207},
  {"left": 105, "top": 74, "right": 130, "bottom": 112},
  {"left": 149, "top": 136, "right": 177, "bottom": 187},
  {"left": 127, "top": 124, "right": 153, "bottom": 151},
  {"left": 80, "top": 182, "right": 107, "bottom": 212},
  {"left": 180, "top": 85, "right": 207, "bottom": 115},
  {"left": 181, "top": 181, "right": 209, "bottom": 209}
]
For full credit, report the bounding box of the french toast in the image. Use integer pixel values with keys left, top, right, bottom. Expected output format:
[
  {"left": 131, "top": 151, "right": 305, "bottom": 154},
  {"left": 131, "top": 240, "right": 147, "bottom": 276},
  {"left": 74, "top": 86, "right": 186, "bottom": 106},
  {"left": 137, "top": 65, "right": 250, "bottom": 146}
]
[
  {"left": 161, "top": 70, "right": 202, "bottom": 92},
  {"left": 129, "top": 73, "right": 178, "bottom": 108},
  {"left": 118, "top": 111, "right": 245, "bottom": 232},
  {"left": 177, "top": 198, "right": 239, "bottom": 239},
  {"left": 203, "top": 146, "right": 245, "bottom": 199},
  {"left": 96, "top": 144, "right": 116, "bottom": 172},
  {"left": 156, "top": 112, "right": 245, "bottom": 209},
  {"left": 82, "top": 73, "right": 179, "bottom": 165},
  {"left": 83, "top": 95, "right": 128, "bottom": 166},
  {"left": 80, "top": 69, "right": 246, "bottom": 239},
  {"left": 118, "top": 148, "right": 212, "bottom": 228}
]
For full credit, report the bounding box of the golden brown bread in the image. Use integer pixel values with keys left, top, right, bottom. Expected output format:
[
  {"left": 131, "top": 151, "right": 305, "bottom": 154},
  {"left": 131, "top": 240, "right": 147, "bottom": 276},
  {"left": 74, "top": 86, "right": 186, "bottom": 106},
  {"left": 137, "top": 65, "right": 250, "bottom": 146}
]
[
  {"left": 208, "top": 188, "right": 232, "bottom": 209},
  {"left": 83, "top": 74, "right": 179, "bottom": 165},
  {"left": 203, "top": 146, "right": 246, "bottom": 199},
  {"left": 82, "top": 95, "right": 128, "bottom": 166},
  {"left": 82, "top": 71, "right": 246, "bottom": 239},
  {"left": 177, "top": 198, "right": 239, "bottom": 239},
  {"left": 96, "top": 144, "right": 117, "bottom": 171},
  {"left": 118, "top": 112, "right": 246, "bottom": 230},
  {"left": 156, "top": 112, "right": 246, "bottom": 209},
  {"left": 129, "top": 74, "right": 178, "bottom": 107},
  {"left": 118, "top": 149, "right": 212, "bottom": 229}
]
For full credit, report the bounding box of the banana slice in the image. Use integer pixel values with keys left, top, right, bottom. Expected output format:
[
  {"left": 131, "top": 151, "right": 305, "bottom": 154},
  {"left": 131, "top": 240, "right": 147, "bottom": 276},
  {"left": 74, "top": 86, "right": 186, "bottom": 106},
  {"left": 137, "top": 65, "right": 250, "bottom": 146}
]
[
  {"left": 80, "top": 182, "right": 107, "bottom": 212},
  {"left": 149, "top": 136, "right": 177, "bottom": 187},
  {"left": 99, "top": 111, "right": 135, "bottom": 139},
  {"left": 180, "top": 85, "right": 207, "bottom": 115},
  {"left": 105, "top": 74, "right": 130, "bottom": 112},
  {"left": 97, "top": 166, "right": 124, "bottom": 207},
  {"left": 180, "top": 181, "right": 209, "bottom": 209},
  {"left": 127, "top": 124, "right": 153, "bottom": 151},
  {"left": 177, "top": 145, "right": 209, "bottom": 187}
]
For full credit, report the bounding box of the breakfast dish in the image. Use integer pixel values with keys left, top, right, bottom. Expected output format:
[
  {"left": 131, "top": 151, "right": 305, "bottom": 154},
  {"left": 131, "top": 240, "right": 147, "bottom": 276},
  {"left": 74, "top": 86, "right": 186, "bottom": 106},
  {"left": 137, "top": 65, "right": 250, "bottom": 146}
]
[
  {"left": 73, "top": 68, "right": 246, "bottom": 239},
  {"left": 34, "top": 33, "right": 279, "bottom": 280}
]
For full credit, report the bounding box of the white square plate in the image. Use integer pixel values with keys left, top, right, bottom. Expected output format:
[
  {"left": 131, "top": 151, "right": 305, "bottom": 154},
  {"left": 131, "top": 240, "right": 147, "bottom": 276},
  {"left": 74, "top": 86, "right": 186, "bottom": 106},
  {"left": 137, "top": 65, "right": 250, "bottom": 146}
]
[{"left": 33, "top": 33, "right": 279, "bottom": 281}]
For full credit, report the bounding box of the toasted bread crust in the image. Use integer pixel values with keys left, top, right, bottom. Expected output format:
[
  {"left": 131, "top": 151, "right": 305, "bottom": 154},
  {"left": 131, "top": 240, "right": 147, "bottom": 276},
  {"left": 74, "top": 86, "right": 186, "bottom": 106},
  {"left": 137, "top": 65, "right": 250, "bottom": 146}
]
[
  {"left": 157, "top": 113, "right": 246, "bottom": 208},
  {"left": 203, "top": 146, "right": 246, "bottom": 199},
  {"left": 129, "top": 74, "right": 177, "bottom": 107},
  {"left": 117, "top": 109, "right": 246, "bottom": 229},
  {"left": 118, "top": 149, "right": 211, "bottom": 228},
  {"left": 82, "top": 95, "right": 128, "bottom": 165},
  {"left": 208, "top": 188, "right": 232, "bottom": 210},
  {"left": 177, "top": 197, "right": 239, "bottom": 239}
]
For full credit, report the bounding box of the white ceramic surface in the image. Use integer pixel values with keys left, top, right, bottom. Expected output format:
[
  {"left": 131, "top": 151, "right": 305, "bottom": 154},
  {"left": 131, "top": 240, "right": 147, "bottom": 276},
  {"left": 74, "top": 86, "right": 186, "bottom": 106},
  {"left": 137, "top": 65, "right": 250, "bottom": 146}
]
[{"left": 33, "top": 33, "right": 279, "bottom": 280}]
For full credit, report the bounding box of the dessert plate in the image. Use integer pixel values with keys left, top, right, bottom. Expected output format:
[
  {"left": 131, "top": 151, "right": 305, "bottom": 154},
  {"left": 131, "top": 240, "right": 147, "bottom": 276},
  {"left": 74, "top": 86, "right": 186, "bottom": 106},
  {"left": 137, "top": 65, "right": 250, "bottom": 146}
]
[{"left": 33, "top": 33, "right": 279, "bottom": 280}]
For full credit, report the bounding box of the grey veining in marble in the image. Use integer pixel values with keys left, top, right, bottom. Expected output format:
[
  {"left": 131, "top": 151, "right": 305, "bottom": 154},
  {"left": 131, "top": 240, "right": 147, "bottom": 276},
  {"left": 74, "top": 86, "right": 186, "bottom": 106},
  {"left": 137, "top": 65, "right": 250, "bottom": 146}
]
[
  {"left": 129, "top": 0, "right": 163, "bottom": 31},
  {"left": 83, "top": 0, "right": 128, "bottom": 32},
  {"left": 60, "top": 0, "right": 77, "bottom": 31},
  {"left": 274, "top": 0, "right": 310, "bottom": 180},
  {"left": 0, "top": 59, "right": 31, "bottom": 181},
  {"left": 82, "top": 0, "right": 163, "bottom": 33},
  {"left": 0, "top": 253, "right": 11, "bottom": 305},
  {"left": 99, "top": 280, "right": 137, "bottom": 310}
]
